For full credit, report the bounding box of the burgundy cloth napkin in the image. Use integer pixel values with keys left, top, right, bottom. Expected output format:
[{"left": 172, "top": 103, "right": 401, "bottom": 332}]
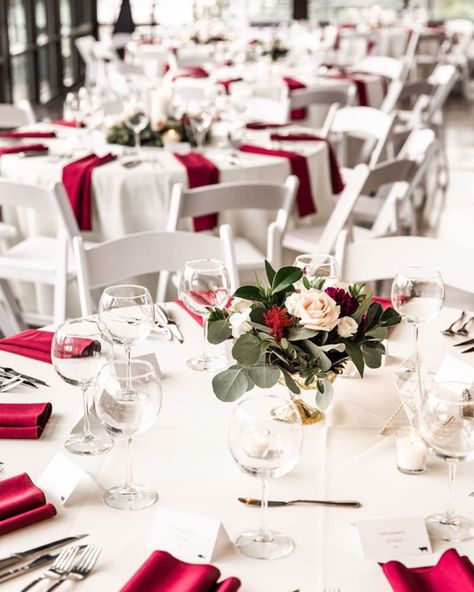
[
  {"left": 372, "top": 296, "right": 392, "bottom": 310},
  {"left": 0, "top": 131, "right": 55, "bottom": 139},
  {"left": 0, "top": 144, "right": 48, "bottom": 157},
  {"left": 0, "top": 473, "right": 56, "bottom": 536},
  {"left": 62, "top": 152, "right": 116, "bottom": 231},
  {"left": 270, "top": 133, "right": 345, "bottom": 194},
  {"left": 0, "top": 329, "right": 53, "bottom": 363},
  {"left": 50, "top": 120, "right": 84, "bottom": 128},
  {"left": 173, "top": 152, "right": 220, "bottom": 231},
  {"left": 381, "top": 548, "right": 474, "bottom": 592},
  {"left": 175, "top": 300, "right": 204, "bottom": 327},
  {"left": 218, "top": 77, "right": 243, "bottom": 94},
  {"left": 245, "top": 122, "right": 291, "bottom": 130},
  {"left": 172, "top": 67, "right": 209, "bottom": 81},
  {"left": 239, "top": 144, "right": 316, "bottom": 216},
  {"left": 327, "top": 72, "right": 369, "bottom": 106},
  {"left": 283, "top": 76, "right": 307, "bottom": 121},
  {"left": 120, "top": 550, "right": 241, "bottom": 592},
  {"left": 0, "top": 403, "right": 52, "bottom": 439}
]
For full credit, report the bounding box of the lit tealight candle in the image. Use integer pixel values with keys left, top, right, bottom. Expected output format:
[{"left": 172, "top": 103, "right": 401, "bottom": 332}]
[
  {"left": 162, "top": 129, "right": 181, "bottom": 145},
  {"left": 395, "top": 427, "right": 427, "bottom": 474}
]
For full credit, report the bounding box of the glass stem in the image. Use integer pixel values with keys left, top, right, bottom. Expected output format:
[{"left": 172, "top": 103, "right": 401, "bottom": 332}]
[
  {"left": 125, "top": 435, "right": 135, "bottom": 491},
  {"left": 256, "top": 477, "right": 272, "bottom": 542},
  {"left": 135, "top": 131, "right": 141, "bottom": 155},
  {"left": 414, "top": 324, "right": 423, "bottom": 415},
  {"left": 202, "top": 314, "right": 209, "bottom": 361},
  {"left": 444, "top": 459, "right": 458, "bottom": 525},
  {"left": 125, "top": 345, "right": 133, "bottom": 392},
  {"left": 81, "top": 384, "right": 92, "bottom": 439}
]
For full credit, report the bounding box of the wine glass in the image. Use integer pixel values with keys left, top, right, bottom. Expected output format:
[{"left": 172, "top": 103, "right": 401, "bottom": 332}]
[
  {"left": 187, "top": 101, "right": 214, "bottom": 151},
  {"left": 124, "top": 95, "right": 150, "bottom": 156},
  {"left": 51, "top": 318, "right": 114, "bottom": 455},
  {"left": 98, "top": 285, "right": 155, "bottom": 387},
  {"left": 419, "top": 382, "right": 474, "bottom": 541},
  {"left": 63, "top": 92, "right": 81, "bottom": 128},
  {"left": 294, "top": 254, "right": 341, "bottom": 284},
  {"left": 229, "top": 393, "right": 303, "bottom": 559},
  {"left": 95, "top": 360, "right": 162, "bottom": 510},
  {"left": 179, "top": 259, "right": 230, "bottom": 371},
  {"left": 391, "top": 267, "right": 444, "bottom": 413}
]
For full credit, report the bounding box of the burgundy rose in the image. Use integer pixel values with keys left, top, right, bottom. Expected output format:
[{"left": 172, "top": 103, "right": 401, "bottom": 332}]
[{"left": 324, "top": 287, "right": 358, "bottom": 317}]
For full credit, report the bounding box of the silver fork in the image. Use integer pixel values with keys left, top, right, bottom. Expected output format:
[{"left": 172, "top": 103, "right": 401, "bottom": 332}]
[
  {"left": 20, "top": 545, "right": 79, "bottom": 591},
  {"left": 44, "top": 545, "right": 101, "bottom": 591},
  {"left": 456, "top": 315, "right": 474, "bottom": 336},
  {"left": 441, "top": 311, "right": 466, "bottom": 336}
]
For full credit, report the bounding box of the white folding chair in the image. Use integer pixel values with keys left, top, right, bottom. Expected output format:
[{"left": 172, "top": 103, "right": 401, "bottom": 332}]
[
  {"left": 75, "top": 36, "right": 98, "bottom": 87},
  {"left": 0, "top": 181, "right": 81, "bottom": 333},
  {"left": 444, "top": 19, "right": 474, "bottom": 97},
  {"left": 164, "top": 177, "right": 298, "bottom": 296},
  {"left": 0, "top": 100, "right": 35, "bottom": 128},
  {"left": 336, "top": 233, "right": 474, "bottom": 309},
  {"left": 73, "top": 229, "right": 239, "bottom": 316}
]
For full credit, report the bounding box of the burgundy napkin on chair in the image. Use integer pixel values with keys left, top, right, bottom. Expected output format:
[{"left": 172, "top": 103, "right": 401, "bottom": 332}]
[
  {"left": 0, "top": 473, "right": 56, "bottom": 536},
  {"left": 380, "top": 548, "right": 474, "bottom": 592},
  {"left": 62, "top": 152, "right": 116, "bottom": 231},
  {"left": 172, "top": 67, "right": 209, "bottom": 81},
  {"left": 270, "top": 133, "right": 345, "bottom": 194},
  {"left": 372, "top": 296, "right": 392, "bottom": 310},
  {"left": 326, "top": 72, "right": 369, "bottom": 106},
  {"left": 245, "top": 122, "right": 291, "bottom": 130},
  {"left": 0, "top": 330, "right": 54, "bottom": 363},
  {"left": 239, "top": 144, "right": 316, "bottom": 216},
  {"left": 283, "top": 76, "right": 307, "bottom": 121},
  {"left": 120, "top": 550, "right": 241, "bottom": 592},
  {"left": 0, "top": 144, "right": 48, "bottom": 157},
  {"left": 50, "top": 120, "right": 84, "bottom": 128},
  {"left": 173, "top": 152, "right": 220, "bottom": 231},
  {"left": 0, "top": 131, "right": 56, "bottom": 139},
  {"left": 0, "top": 403, "right": 52, "bottom": 439},
  {"left": 218, "top": 77, "right": 243, "bottom": 94}
]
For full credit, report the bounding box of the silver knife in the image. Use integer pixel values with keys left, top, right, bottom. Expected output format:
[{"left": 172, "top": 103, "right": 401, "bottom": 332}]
[
  {"left": 454, "top": 338, "right": 474, "bottom": 348},
  {"left": 155, "top": 304, "right": 184, "bottom": 344},
  {"left": 0, "top": 534, "right": 88, "bottom": 571},
  {"left": 238, "top": 497, "right": 361, "bottom": 508},
  {"left": 0, "top": 551, "right": 59, "bottom": 583},
  {"left": 462, "top": 346, "right": 474, "bottom": 354}
]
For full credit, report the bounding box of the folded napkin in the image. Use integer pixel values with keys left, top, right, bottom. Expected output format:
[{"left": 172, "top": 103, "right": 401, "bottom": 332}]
[
  {"left": 334, "top": 23, "right": 358, "bottom": 50},
  {"left": 218, "top": 77, "right": 243, "bottom": 94},
  {"left": 173, "top": 152, "right": 220, "bottom": 231},
  {"left": 326, "top": 73, "right": 369, "bottom": 106},
  {"left": 0, "top": 329, "right": 53, "bottom": 363},
  {"left": 283, "top": 76, "right": 307, "bottom": 121},
  {"left": 0, "top": 131, "right": 56, "bottom": 139},
  {"left": 270, "top": 133, "right": 345, "bottom": 194},
  {"left": 172, "top": 67, "right": 209, "bottom": 81},
  {"left": 50, "top": 119, "right": 84, "bottom": 128},
  {"left": 0, "top": 403, "right": 52, "bottom": 439},
  {"left": 245, "top": 122, "right": 291, "bottom": 130},
  {"left": 62, "top": 153, "right": 116, "bottom": 231},
  {"left": 381, "top": 548, "right": 474, "bottom": 592},
  {"left": 175, "top": 300, "right": 204, "bottom": 326},
  {"left": 239, "top": 144, "right": 316, "bottom": 217},
  {"left": 0, "top": 473, "right": 56, "bottom": 536},
  {"left": 372, "top": 296, "right": 392, "bottom": 310},
  {"left": 0, "top": 144, "right": 48, "bottom": 157},
  {"left": 120, "top": 550, "right": 241, "bottom": 592}
]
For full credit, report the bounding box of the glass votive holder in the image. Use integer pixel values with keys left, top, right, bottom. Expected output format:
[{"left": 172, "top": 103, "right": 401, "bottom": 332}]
[{"left": 395, "top": 427, "right": 427, "bottom": 475}]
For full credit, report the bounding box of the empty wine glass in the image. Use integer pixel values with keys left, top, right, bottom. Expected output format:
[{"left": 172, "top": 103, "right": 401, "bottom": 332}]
[
  {"left": 419, "top": 382, "right": 474, "bottom": 541},
  {"left": 229, "top": 393, "right": 303, "bottom": 559},
  {"left": 124, "top": 95, "right": 150, "bottom": 156},
  {"left": 187, "top": 101, "right": 214, "bottom": 151},
  {"left": 51, "top": 318, "right": 114, "bottom": 455},
  {"left": 294, "top": 254, "right": 341, "bottom": 284},
  {"left": 63, "top": 92, "right": 81, "bottom": 128},
  {"left": 98, "top": 285, "right": 155, "bottom": 385},
  {"left": 95, "top": 360, "right": 162, "bottom": 510},
  {"left": 391, "top": 267, "right": 444, "bottom": 414},
  {"left": 179, "top": 259, "right": 230, "bottom": 371}
]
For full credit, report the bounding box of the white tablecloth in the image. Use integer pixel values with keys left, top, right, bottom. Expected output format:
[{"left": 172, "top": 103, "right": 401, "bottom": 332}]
[{"left": 0, "top": 306, "right": 473, "bottom": 591}]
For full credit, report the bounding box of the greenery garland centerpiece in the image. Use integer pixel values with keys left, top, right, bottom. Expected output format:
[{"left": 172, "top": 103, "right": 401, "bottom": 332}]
[
  {"left": 207, "top": 261, "right": 401, "bottom": 415},
  {"left": 106, "top": 116, "right": 192, "bottom": 148}
]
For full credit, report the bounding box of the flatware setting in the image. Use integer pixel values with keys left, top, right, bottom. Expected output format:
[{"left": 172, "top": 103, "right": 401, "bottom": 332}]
[
  {"left": 0, "top": 367, "right": 50, "bottom": 388},
  {"left": 441, "top": 311, "right": 466, "bottom": 336},
  {"left": 44, "top": 544, "right": 101, "bottom": 591},
  {"left": 238, "top": 497, "right": 362, "bottom": 508},
  {"left": 155, "top": 304, "right": 184, "bottom": 343}
]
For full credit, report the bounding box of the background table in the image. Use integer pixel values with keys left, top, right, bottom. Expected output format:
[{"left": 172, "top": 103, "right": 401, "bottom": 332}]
[{"left": 0, "top": 306, "right": 473, "bottom": 591}]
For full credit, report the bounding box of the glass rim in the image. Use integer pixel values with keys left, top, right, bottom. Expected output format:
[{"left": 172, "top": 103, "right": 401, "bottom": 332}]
[
  {"left": 395, "top": 266, "right": 444, "bottom": 280},
  {"left": 294, "top": 253, "right": 338, "bottom": 262},
  {"left": 100, "top": 359, "right": 157, "bottom": 380},
  {"left": 184, "top": 258, "right": 226, "bottom": 271},
  {"left": 54, "top": 317, "right": 106, "bottom": 337},
  {"left": 101, "top": 284, "right": 151, "bottom": 299}
]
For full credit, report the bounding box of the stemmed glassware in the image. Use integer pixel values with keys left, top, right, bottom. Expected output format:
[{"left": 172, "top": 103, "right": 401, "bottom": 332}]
[
  {"left": 391, "top": 267, "right": 444, "bottom": 414},
  {"left": 51, "top": 318, "right": 114, "bottom": 455},
  {"left": 419, "top": 382, "right": 474, "bottom": 541},
  {"left": 95, "top": 360, "right": 162, "bottom": 510},
  {"left": 179, "top": 259, "right": 230, "bottom": 371},
  {"left": 63, "top": 92, "right": 82, "bottom": 128},
  {"left": 98, "top": 285, "right": 155, "bottom": 387},
  {"left": 187, "top": 101, "right": 214, "bottom": 151},
  {"left": 124, "top": 94, "right": 150, "bottom": 157},
  {"left": 229, "top": 393, "right": 303, "bottom": 559},
  {"left": 294, "top": 254, "right": 341, "bottom": 284}
]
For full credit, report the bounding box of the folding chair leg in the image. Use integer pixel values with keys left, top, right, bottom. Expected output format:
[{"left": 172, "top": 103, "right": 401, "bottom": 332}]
[{"left": 0, "top": 279, "right": 25, "bottom": 335}]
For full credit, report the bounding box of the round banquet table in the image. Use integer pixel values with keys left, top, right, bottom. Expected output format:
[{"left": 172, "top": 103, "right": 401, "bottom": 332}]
[{"left": 0, "top": 305, "right": 473, "bottom": 591}]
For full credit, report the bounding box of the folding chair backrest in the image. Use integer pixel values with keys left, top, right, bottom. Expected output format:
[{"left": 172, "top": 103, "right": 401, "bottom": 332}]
[{"left": 0, "top": 101, "right": 35, "bottom": 127}]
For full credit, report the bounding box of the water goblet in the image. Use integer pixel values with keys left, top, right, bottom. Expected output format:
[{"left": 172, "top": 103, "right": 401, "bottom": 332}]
[
  {"left": 124, "top": 96, "right": 150, "bottom": 156},
  {"left": 95, "top": 360, "right": 162, "bottom": 510},
  {"left": 51, "top": 318, "right": 114, "bottom": 455},
  {"left": 294, "top": 254, "right": 341, "bottom": 284},
  {"left": 229, "top": 393, "right": 303, "bottom": 559},
  {"left": 187, "top": 101, "right": 214, "bottom": 151},
  {"left": 419, "top": 382, "right": 474, "bottom": 541}
]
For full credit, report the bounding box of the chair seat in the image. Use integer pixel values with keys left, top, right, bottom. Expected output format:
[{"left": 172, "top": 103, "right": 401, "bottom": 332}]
[
  {"left": 282, "top": 225, "right": 325, "bottom": 253},
  {"left": 0, "top": 223, "right": 17, "bottom": 241},
  {"left": 234, "top": 237, "right": 266, "bottom": 270}
]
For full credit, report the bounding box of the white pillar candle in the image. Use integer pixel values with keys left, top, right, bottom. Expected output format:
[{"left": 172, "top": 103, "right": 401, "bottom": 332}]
[{"left": 395, "top": 427, "right": 427, "bottom": 474}]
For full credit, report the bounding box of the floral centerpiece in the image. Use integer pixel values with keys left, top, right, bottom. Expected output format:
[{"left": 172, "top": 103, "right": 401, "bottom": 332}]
[
  {"left": 106, "top": 116, "right": 191, "bottom": 148},
  {"left": 207, "top": 262, "right": 401, "bottom": 414}
]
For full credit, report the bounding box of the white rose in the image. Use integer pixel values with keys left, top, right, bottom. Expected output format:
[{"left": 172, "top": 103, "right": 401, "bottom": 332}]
[
  {"left": 229, "top": 309, "right": 252, "bottom": 338},
  {"left": 337, "top": 316, "right": 358, "bottom": 338},
  {"left": 285, "top": 289, "right": 340, "bottom": 332},
  {"left": 229, "top": 297, "right": 252, "bottom": 314}
]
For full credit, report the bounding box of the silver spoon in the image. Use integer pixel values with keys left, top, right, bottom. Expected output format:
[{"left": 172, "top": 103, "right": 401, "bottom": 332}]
[{"left": 441, "top": 311, "right": 466, "bottom": 336}]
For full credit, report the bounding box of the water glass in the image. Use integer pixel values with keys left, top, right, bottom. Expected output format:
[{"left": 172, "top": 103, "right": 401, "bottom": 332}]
[
  {"left": 294, "top": 254, "right": 341, "bottom": 285},
  {"left": 124, "top": 96, "right": 150, "bottom": 156}
]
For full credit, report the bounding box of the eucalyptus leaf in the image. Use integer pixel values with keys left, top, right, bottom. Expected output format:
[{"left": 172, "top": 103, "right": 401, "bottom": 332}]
[
  {"left": 344, "top": 342, "right": 364, "bottom": 377},
  {"left": 207, "top": 319, "right": 232, "bottom": 345},
  {"left": 232, "top": 334, "right": 262, "bottom": 366},
  {"left": 287, "top": 326, "right": 318, "bottom": 341},
  {"left": 352, "top": 289, "right": 374, "bottom": 323},
  {"left": 318, "top": 343, "right": 346, "bottom": 353},
  {"left": 315, "top": 377, "right": 334, "bottom": 411},
  {"left": 303, "top": 340, "right": 332, "bottom": 372},
  {"left": 248, "top": 365, "right": 280, "bottom": 388},
  {"left": 361, "top": 344, "right": 383, "bottom": 368},
  {"left": 366, "top": 326, "right": 388, "bottom": 340},
  {"left": 280, "top": 368, "right": 301, "bottom": 394},
  {"left": 271, "top": 266, "right": 303, "bottom": 294},
  {"left": 212, "top": 367, "right": 249, "bottom": 402}
]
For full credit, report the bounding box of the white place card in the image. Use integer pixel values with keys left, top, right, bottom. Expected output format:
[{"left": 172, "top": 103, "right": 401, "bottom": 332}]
[
  {"left": 357, "top": 517, "right": 432, "bottom": 560},
  {"left": 435, "top": 355, "right": 474, "bottom": 385},
  {"left": 149, "top": 506, "right": 231, "bottom": 563},
  {"left": 135, "top": 352, "right": 163, "bottom": 380},
  {"left": 37, "top": 452, "right": 87, "bottom": 505}
]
